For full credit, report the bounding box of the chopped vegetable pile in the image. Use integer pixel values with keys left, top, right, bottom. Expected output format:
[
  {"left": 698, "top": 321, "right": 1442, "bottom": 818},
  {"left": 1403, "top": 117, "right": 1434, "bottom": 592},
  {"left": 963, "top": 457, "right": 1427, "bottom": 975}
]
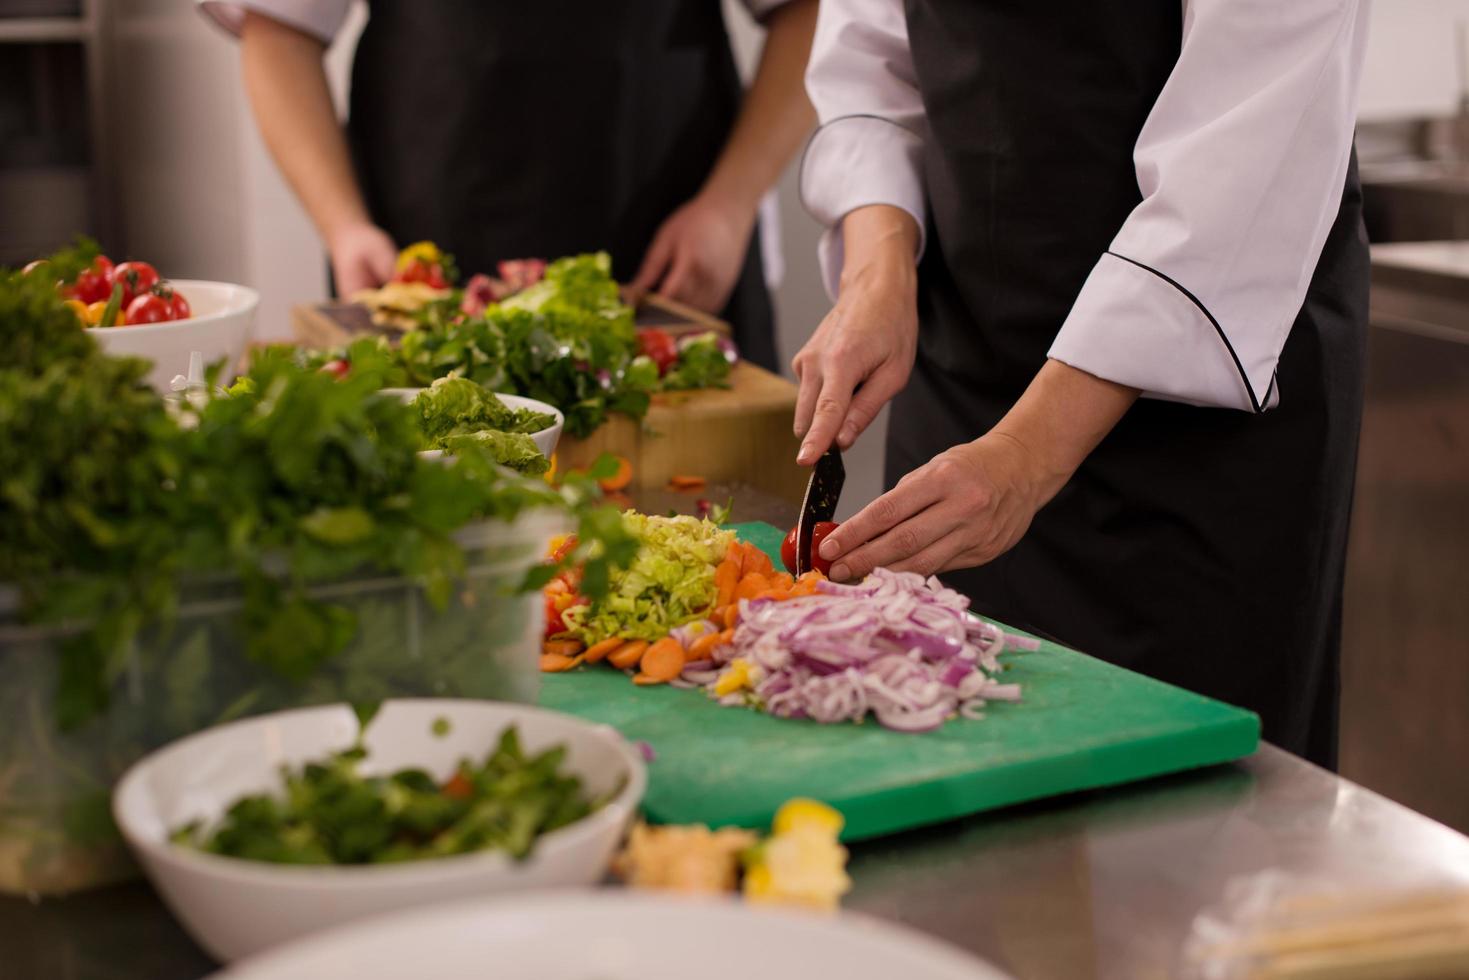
[
  {"left": 699, "top": 568, "right": 1037, "bottom": 733},
  {"left": 412, "top": 376, "right": 553, "bottom": 473},
  {"left": 302, "top": 247, "right": 735, "bottom": 438},
  {"left": 171, "top": 726, "right": 602, "bottom": 865}
]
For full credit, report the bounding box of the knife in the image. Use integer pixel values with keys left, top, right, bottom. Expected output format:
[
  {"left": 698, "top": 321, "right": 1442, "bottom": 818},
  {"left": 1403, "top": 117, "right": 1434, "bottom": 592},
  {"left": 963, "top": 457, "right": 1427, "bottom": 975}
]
[{"left": 795, "top": 446, "right": 845, "bottom": 576}]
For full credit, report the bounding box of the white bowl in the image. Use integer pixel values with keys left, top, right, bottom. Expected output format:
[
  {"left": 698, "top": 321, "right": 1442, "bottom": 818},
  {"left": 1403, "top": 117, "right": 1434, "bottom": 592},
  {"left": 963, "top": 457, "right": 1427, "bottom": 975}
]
[
  {"left": 113, "top": 699, "right": 646, "bottom": 963},
  {"left": 381, "top": 387, "right": 565, "bottom": 458},
  {"left": 214, "top": 890, "right": 1013, "bottom": 980},
  {"left": 88, "top": 280, "right": 259, "bottom": 393}
]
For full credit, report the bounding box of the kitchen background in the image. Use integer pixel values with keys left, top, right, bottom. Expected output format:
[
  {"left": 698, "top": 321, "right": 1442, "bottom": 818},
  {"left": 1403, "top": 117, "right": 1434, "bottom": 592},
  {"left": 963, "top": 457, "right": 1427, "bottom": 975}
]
[{"left": 2, "top": 0, "right": 1466, "bottom": 831}]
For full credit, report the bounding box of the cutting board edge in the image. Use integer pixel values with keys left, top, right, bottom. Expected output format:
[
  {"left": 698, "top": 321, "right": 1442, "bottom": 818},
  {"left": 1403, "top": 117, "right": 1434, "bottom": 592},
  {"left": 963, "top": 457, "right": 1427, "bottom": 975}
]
[{"left": 636, "top": 710, "right": 1261, "bottom": 841}]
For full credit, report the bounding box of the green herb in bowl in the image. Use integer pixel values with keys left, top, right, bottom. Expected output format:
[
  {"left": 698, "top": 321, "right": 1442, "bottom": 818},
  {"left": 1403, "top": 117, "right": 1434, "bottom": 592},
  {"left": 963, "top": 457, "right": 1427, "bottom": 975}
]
[{"left": 171, "top": 726, "right": 598, "bottom": 865}]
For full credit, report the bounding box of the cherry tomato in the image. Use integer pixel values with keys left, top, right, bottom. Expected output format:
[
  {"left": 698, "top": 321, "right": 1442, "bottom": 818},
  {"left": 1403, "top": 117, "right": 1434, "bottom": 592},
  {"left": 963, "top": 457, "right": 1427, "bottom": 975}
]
[
  {"left": 319, "top": 358, "right": 351, "bottom": 379},
  {"left": 781, "top": 520, "right": 841, "bottom": 576},
  {"left": 125, "top": 293, "right": 169, "bottom": 324},
  {"left": 114, "top": 261, "right": 160, "bottom": 307},
  {"left": 70, "top": 268, "right": 112, "bottom": 304},
  {"left": 151, "top": 281, "right": 191, "bottom": 320},
  {"left": 636, "top": 328, "right": 678, "bottom": 376},
  {"left": 424, "top": 264, "right": 448, "bottom": 289}
]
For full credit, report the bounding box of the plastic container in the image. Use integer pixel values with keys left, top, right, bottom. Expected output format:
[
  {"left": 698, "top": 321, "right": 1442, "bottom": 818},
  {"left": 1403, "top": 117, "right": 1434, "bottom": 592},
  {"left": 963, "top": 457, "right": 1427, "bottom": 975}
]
[{"left": 0, "top": 511, "right": 564, "bottom": 896}]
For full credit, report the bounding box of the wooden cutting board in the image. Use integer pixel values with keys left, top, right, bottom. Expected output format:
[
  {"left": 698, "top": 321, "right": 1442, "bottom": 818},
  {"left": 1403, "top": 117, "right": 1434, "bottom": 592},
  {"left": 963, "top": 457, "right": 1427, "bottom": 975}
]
[
  {"left": 290, "top": 298, "right": 807, "bottom": 504},
  {"left": 538, "top": 523, "right": 1262, "bottom": 841}
]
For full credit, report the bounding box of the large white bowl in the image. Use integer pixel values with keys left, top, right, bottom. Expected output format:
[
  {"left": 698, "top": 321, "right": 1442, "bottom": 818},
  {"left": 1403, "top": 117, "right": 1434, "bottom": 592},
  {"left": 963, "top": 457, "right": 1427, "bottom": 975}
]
[
  {"left": 88, "top": 279, "right": 259, "bottom": 392},
  {"left": 381, "top": 387, "right": 565, "bottom": 459},
  {"left": 113, "top": 699, "right": 646, "bottom": 963},
  {"left": 215, "top": 890, "right": 1013, "bottom": 980}
]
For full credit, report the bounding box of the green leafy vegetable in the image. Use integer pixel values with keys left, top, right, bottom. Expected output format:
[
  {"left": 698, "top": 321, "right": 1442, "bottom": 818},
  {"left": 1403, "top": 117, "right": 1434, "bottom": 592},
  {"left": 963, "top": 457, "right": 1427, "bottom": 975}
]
[
  {"left": 661, "top": 332, "right": 732, "bottom": 391},
  {"left": 0, "top": 250, "right": 640, "bottom": 732},
  {"left": 564, "top": 514, "right": 735, "bottom": 644},
  {"left": 171, "top": 725, "right": 600, "bottom": 864},
  {"left": 412, "top": 376, "right": 554, "bottom": 473}
]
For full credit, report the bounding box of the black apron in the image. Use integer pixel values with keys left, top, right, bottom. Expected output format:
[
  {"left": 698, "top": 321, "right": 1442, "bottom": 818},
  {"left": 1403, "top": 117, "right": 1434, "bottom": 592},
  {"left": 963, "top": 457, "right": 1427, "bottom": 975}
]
[
  {"left": 342, "top": 0, "right": 778, "bottom": 371},
  {"left": 890, "top": 0, "right": 1368, "bottom": 767}
]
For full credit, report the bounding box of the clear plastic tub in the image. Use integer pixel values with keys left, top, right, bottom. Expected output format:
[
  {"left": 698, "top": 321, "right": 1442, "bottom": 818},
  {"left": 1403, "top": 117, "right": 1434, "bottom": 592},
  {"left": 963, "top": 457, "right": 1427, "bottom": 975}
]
[{"left": 0, "top": 512, "right": 564, "bottom": 896}]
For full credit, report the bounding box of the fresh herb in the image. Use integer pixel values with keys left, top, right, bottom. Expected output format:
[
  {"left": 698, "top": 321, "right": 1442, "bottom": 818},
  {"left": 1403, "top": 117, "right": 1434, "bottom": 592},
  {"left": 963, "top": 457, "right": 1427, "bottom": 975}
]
[
  {"left": 661, "top": 332, "right": 732, "bottom": 391},
  {"left": 171, "top": 725, "right": 600, "bottom": 864},
  {"left": 0, "top": 252, "right": 640, "bottom": 730}
]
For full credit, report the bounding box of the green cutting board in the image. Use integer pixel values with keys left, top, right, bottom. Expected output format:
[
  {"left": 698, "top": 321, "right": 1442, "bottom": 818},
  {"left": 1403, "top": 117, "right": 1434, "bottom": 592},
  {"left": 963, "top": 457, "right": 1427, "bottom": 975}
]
[{"left": 538, "top": 522, "right": 1260, "bottom": 841}]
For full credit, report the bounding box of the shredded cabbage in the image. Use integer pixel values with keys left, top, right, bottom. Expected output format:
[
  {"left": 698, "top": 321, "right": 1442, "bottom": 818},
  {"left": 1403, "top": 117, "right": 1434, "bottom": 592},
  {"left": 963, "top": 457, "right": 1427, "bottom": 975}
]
[{"left": 566, "top": 514, "right": 734, "bottom": 643}]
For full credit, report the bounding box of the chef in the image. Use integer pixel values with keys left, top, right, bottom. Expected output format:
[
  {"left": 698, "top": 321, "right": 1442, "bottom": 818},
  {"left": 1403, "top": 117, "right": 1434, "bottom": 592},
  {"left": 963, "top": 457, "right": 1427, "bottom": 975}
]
[
  {"left": 197, "top": 0, "right": 819, "bottom": 371},
  {"left": 793, "top": 0, "right": 1369, "bottom": 766}
]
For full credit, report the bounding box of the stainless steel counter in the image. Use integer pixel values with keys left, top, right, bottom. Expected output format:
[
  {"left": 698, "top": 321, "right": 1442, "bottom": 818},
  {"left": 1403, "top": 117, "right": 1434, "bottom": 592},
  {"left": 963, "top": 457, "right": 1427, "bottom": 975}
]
[
  {"left": 5, "top": 484, "right": 1469, "bottom": 978},
  {"left": 8, "top": 744, "right": 1469, "bottom": 980}
]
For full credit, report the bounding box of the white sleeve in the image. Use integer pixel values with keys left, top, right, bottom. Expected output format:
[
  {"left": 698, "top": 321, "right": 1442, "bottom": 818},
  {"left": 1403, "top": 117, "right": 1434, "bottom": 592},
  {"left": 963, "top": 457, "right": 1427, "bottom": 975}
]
[
  {"left": 1048, "top": 0, "right": 1369, "bottom": 413},
  {"left": 196, "top": 0, "right": 353, "bottom": 44},
  {"left": 798, "top": 0, "right": 927, "bottom": 300}
]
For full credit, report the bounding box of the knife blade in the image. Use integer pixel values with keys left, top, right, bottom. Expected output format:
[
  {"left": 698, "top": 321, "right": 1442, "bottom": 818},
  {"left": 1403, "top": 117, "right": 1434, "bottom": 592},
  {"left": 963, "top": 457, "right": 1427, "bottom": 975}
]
[{"left": 795, "top": 447, "right": 845, "bottom": 576}]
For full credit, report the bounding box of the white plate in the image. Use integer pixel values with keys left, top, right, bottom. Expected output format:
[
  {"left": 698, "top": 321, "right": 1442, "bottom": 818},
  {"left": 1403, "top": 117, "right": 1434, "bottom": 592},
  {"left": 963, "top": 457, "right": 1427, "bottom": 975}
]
[
  {"left": 215, "top": 890, "right": 1013, "bottom": 980},
  {"left": 114, "top": 700, "right": 645, "bottom": 962}
]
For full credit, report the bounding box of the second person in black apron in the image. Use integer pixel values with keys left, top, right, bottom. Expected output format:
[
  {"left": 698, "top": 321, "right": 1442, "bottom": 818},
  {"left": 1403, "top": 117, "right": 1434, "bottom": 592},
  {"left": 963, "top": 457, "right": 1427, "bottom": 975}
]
[
  {"left": 793, "top": 0, "right": 1370, "bottom": 767},
  {"left": 201, "top": 0, "right": 819, "bottom": 371}
]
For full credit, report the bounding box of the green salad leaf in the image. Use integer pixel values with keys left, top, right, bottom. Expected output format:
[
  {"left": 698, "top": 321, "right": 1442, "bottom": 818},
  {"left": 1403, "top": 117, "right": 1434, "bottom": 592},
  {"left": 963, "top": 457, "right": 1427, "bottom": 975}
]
[
  {"left": 413, "top": 376, "right": 555, "bottom": 475},
  {"left": 171, "top": 724, "right": 600, "bottom": 864},
  {"left": 564, "top": 514, "right": 735, "bottom": 644},
  {"left": 661, "top": 332, "right": 732, "bottom": 391}
]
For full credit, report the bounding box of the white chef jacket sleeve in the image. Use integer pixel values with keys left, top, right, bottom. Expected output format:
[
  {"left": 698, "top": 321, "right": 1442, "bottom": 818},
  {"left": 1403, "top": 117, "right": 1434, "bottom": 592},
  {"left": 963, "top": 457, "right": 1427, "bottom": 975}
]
[
  {"left": 798, "top": 0, "right": 927, "bottom": 300},
  {"left": 1048, "top": 0, "right": 1369, "bottom": 413},
  {"left": 196, "top": 0, "right": 352, "bottom": 44}
]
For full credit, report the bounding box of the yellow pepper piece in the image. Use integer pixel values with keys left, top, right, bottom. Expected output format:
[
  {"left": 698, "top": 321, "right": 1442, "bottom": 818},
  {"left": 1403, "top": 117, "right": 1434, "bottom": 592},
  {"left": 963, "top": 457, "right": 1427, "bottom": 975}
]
[
  {"left": 743, "top": 826, "right": 851, "bottom": 911},
  {"left": 713, "top": 659, "right": 752, "bottom": 697},
  {"left": 544, "top": 452, "right": 559, "bottom": 485},
  {"left": 772, "top": 798, "right": 845, "bottom": 837},
  {"left": 545, "top": 533, "right": 571, "bottom": 559},
  {"left": 395, "top": 240, "right": 442, "bottom": 272}
]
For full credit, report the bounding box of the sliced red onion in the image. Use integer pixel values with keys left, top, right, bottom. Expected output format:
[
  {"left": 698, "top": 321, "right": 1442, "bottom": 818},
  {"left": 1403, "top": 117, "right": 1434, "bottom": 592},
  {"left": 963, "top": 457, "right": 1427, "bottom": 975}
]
[{"left": 701, "top": 567, "right": 1030, "bottom": 733}]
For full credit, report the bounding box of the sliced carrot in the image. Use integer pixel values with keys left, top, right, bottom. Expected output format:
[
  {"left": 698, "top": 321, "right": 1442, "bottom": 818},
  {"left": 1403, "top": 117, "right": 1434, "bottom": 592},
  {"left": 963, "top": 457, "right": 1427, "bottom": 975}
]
[
  {"left": 754, "top": 588, "right": 791, "bottom": 602},
  {"left": 717, "top": 628, "right": 735, "bottom": 646},
  {"left": 632, "top": 673, "right": 664, "bottom": 686},
  {"left": 769, "top": 572, "right": 794, "bottom": 591},
  {"left": 667, "top": 474, "right": 707, "bottom": 490},
  {"left": 542, "top": 638, "right": 584, "bottom": 658},
  {"left": 714, "top": 559, "right": 739, "bottom": 609},
  {"left": 687, "top": 632, "right": 722, "bottom": 661},
  {"left": 745, "top": 545, "right": 775, "bottom": 580},
  {"left": 735, "top": 572, "right": 770, "bottom": 602},
  {"left": 608, "top": 640, "right": 649, "bottom": 671},
  {"left": 723, "top": 605, "right": 739, "bottom": 630},
  {"left": 641, "top": 637, "right": 686, "bottom": 682},
  {"left": 583, "top": 637, "right": 624, "bottom": 663},
  {"left": 540, "top": 652, "right": 583, "bottom": 672},
  {"left": 598, "top": 455, "right": 633, "bottom": 492}
]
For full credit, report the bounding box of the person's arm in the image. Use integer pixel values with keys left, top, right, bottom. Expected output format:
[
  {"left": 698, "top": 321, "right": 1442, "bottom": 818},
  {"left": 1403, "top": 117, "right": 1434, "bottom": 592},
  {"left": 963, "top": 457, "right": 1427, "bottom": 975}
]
[
  {"left": 631, "top": 0, "right": 819, "bottom": 313},
  {"left": 790, "top": 0, "right": 927, "bottom": 463},
  {"left": 815, "top": 0, "right": 1369, "bottom": 582},
  {"left": 217, "top": 3, "right": 396, "bottom": 295}
]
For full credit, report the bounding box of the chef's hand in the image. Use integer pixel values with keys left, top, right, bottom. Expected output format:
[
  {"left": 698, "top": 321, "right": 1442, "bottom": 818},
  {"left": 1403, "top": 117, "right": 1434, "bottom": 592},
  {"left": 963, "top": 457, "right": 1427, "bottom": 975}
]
[
  {"left": 817, "top": 360, "right": 1142, "bottom": 582},
  {"left": 633, "top": 194, "right": 754, "bottom": 314},
  {"left": 327, "top": 221, "right": 398, "bottom": 297},
  {"left": 791, "top": 205, "right": 920, "bottom": 465},
  {"left": 819, "top": 434, "right": 1045, "bottom": 582}
]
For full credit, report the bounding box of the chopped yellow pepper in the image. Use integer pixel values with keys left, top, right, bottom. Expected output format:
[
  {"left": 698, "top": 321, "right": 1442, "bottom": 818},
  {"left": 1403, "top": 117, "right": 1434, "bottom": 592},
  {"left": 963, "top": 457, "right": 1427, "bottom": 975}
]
[
  {"left": 395, "top": 241, "right": 442, "bottom": 273},
  {"left": 714, "top": 658, "right": 753, "bottom": 697}
]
